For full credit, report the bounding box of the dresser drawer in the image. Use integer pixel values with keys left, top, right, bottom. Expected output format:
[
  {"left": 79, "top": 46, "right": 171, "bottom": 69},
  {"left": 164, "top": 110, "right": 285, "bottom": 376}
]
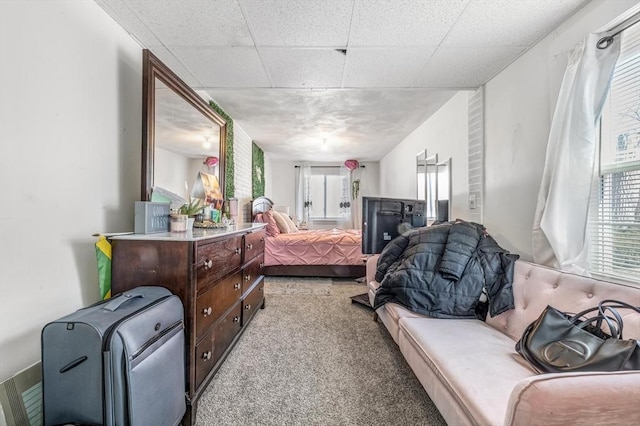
[
  {"left": 196, "top": 236, "right": 243, "bottom": 291},
  {"left": 242, "top": 277, "right": 264, "bottom": 326},
  {"left": 212, "top": 303, "right": 242, "bottom": 365},
  {"left": 194, "top": 330, "right": 215, "bottom": 391},
  {"left": 194, "top": 302, "right": 242, "bottom": 390},
  {"left": 242, "top": 253, "right": 264, "bottom": 294},
  {"left": 243, "top": 229, "right": 265, "bottom": 264},
  {"left": 195, "top": 271, "right": 242, "bottom": 338}
]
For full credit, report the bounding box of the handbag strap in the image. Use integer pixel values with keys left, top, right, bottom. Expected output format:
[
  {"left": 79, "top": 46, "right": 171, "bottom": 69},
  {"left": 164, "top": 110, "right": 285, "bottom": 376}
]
[
  {"left": 567, "top": 300, "right": 640, "bottom": 340},
  {"left": 598, "top": 300, "right": 640, "bottom": 339}
]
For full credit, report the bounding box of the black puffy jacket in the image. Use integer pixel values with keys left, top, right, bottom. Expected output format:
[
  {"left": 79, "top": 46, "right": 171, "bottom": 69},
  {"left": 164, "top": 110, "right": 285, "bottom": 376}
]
[{"left": 373, "top": 220, "right": 518, "bottom": 319}]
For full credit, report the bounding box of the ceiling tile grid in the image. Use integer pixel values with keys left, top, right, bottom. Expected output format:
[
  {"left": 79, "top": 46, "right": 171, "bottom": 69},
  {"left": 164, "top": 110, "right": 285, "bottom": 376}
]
[
  {"left": 259, "top": 48, "right": 346, "bottom": 88},
  {"left": 439, "top": 0, "right": 589, "bottom": 48},
  {"left": 94, "top": 0, "right": 592, "bottom": 161},
  {"left": 174, "top": 46, "right": 271, "bottom": 87},
  {"left": 239, "top": 0, "right": 353, "bottom": 47},
  {"left": 342, "top": 46, "right": 437, "bottom": 88},
  {"left": 348, "top": 0, "right": 470, "bottom": 47},
  {"left": 413, "top": 45, "right": 528, "bottom": 88}
]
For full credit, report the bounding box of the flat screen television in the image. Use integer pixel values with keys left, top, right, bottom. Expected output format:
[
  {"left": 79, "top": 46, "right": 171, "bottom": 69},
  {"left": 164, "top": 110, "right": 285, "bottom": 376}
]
[{"left": 362, "top": 196, "right": 427, "bottom": 254}]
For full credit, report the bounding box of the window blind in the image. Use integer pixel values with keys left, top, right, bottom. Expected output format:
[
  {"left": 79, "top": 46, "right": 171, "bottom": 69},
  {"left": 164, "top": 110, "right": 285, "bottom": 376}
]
[{"left": 590, "top": 21, "right": 640, "bottom": 283}]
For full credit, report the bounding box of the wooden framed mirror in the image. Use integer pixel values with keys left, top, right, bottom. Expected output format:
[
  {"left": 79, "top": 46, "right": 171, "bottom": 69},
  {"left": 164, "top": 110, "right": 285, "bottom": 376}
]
[{"left": 142, "top": 49, "right": 227, "bottom": 204}]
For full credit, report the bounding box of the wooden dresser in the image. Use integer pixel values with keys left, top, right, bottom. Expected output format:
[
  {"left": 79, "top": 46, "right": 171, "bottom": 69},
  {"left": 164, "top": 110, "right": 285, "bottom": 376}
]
[{"left": 110, "top": 223, "right": 266, "bottom": 425}]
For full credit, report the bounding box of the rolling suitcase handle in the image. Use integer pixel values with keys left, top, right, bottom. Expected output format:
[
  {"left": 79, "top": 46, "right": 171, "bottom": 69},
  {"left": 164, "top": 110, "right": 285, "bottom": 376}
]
[{"left": 103, "top": 292, "right": 144, "bottom": 312}]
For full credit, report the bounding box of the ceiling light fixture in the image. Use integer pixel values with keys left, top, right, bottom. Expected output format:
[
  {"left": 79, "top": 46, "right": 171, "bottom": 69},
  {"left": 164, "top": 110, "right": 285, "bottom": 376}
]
[{"left": 202, "top": 136, "right": 212, "bottom": 149}]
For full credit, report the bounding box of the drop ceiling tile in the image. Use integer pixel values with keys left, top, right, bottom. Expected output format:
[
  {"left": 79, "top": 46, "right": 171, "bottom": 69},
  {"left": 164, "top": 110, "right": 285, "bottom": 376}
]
[
  {"left": 240, "top": 0, "right": 352, "bottom": 47},
  {"left": 413, "top": 46, "right": 527, "bottom": 88},
  {"left": 95, "top": 0, "right": 163, "bottom": 47},
  {"left": 115, "top": 0, "right": 253, "bottom": 47},
  {"left": 260, "top": 48, "right": 345, "bottom": 88},
  {"left": 343, "top": 47, "right": 436, "bottom": 88},
  {"left": 147, "top": 47, "right": 201, "bottom": 88},
  {"left": 172, "top": 47, "right": 271, "bottom": 88},
  {"left": 349, "top": 0, "right": 469, "bottom": 47},
  {"left": 441, "top": 0, "right": 589, "bottom": 47}
]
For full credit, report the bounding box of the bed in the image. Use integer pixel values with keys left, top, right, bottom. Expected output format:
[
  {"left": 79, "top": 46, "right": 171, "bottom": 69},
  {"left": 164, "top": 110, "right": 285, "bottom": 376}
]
[{"left": 252, "top": 197, "right": 366, "bottom": 278}]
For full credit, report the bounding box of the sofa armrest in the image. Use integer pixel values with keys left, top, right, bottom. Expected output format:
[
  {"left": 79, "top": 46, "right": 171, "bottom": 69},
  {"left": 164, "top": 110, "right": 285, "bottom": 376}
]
[
  {"left": 366, "top": 254, "right": 379, "bottom": 285},
  {"left": 505, "top": 370, "right": 640, "bottom": 425}
]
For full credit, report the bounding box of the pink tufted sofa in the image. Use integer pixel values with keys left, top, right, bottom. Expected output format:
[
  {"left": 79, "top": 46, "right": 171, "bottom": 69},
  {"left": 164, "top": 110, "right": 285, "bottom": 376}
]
[{"left": 366, "top": 256, "right": 640, "bottom": 425}]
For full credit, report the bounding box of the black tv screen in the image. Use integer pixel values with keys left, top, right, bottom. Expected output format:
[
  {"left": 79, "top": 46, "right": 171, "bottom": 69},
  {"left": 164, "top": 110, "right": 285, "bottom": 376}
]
[{"left": 362, "top": 196, "right": 427, "bottom": 254}]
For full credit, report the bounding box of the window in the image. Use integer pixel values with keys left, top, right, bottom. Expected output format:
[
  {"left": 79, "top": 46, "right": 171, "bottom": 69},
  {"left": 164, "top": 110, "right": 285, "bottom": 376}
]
[
  {"left": 590, "top": 22, "right": 640, "bottom": 283},
  {"left": 307, "top": 167, "right": 350, "bottom": 219}
]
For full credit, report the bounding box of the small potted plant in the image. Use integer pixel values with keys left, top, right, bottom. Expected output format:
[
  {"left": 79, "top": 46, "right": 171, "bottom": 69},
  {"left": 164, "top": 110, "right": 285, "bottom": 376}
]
[
  {"left": 172, "top": 198, "right": 203, "bottom": 231},
  {"left": 179, "top": 198, "right": 203, "bottom": 217}
]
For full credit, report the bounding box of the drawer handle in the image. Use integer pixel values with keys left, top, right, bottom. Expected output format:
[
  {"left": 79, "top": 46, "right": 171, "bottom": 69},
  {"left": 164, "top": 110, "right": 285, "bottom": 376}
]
[
  {"left": 246, "top": 243, "right": 253, "bottom": 250},
  {"left": 201, "top": 351, "right": 212, "bottom": 361},
  {"left": 234, "top": 282, "right": 241, "bottom": 290},
  {"left": 245, "top": 304, "right": 251, "bottom": 310},
  {"left": 233, "top": 316, "right": 240, "bottom": 323},
  {"left": 235, "top": 248, "right": 241, "bottom": 255},
  {"left": 245, "top": 274, "right": 251, "bottom": 281},
  {"left": 203, "top": 259, "right": 213, "bottom": 269},
  {"left": 202, "top": 307, "right": 212, "bottom": 317}
]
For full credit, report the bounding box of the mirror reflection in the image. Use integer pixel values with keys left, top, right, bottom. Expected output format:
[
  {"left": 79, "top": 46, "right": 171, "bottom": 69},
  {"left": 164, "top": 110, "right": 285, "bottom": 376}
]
[
  {"left": 417, "top": 150, "right": 452, "bottom": 222},
  {"left": 141, "top": 49, "right": 226, "bottom": 208},
  {"left": 154, "top": 79, "right": 221, "bottom": 204}
]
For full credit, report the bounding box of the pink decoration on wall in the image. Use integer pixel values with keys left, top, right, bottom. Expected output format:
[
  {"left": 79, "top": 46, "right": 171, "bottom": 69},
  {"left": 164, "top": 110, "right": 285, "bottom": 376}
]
[
  {"left": 203, "top": 156, "right": 218, "bottom": 167},
  {"left": 344, "top": 159, "right": 359, "bottom": 170}
]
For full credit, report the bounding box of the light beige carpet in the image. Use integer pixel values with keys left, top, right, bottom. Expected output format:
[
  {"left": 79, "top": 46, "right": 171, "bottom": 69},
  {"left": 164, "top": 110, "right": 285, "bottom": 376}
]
[{"left": 195, "top": 277, "right": 446, "bottom": 426}]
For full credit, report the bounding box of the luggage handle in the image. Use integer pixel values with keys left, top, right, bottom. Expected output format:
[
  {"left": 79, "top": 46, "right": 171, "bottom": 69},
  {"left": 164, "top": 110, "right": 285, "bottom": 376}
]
[{"left": 103, "top": 292, "right": 144, "bottom": 312}]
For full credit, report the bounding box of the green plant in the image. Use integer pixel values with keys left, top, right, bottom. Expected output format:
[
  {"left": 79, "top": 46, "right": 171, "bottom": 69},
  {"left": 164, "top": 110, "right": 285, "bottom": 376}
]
[
  {"left": 179, "top": 198, "right": 203, "bottom": 216},
  {"left": 209, "top": 100, "right": 234, "bottom": 198}
]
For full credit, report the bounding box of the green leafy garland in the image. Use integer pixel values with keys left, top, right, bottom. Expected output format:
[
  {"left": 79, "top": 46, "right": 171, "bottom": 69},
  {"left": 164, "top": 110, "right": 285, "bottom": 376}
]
[
  {"left": 252, "top": 142, "right": 265, "bottom": 198},
  {"left": 208, "top": 101, "right": 234, "bottom": 198}
]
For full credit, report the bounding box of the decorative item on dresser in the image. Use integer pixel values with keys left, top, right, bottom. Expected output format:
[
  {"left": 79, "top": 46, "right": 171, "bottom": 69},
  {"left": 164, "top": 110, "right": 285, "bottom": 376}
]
[{"left": 109, "top": 223, "right": 266, "bottom": 426}]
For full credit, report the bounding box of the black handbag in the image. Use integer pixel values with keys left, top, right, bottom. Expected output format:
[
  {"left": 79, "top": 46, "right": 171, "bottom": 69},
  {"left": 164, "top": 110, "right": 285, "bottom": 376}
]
[{"left": 515, "top": 299, "right": 640, "bottom": 373}]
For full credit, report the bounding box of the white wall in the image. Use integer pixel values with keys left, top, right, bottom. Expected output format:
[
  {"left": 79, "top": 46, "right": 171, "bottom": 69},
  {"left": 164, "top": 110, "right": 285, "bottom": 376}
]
[
  {"left": 379, "top": 0, "right": 638, "bottom": 261},
  {"left": 380, "top": 91, "right": 471, "bottom": 221},
  {"left": 0, "top": 1, "right": 142, "bottom": 381},
  {"left": 267, "top": 158, "right": 297, "bottom": 213}
]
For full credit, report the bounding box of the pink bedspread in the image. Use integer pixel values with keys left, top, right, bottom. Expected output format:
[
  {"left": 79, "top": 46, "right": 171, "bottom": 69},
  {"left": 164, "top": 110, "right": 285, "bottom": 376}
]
[{"left": 264, "top": 229, "right": 364, "bottom": 266}]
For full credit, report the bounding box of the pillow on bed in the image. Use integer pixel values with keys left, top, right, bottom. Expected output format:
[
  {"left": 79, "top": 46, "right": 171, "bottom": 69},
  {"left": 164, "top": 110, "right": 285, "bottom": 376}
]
[
  {"left": 272, "top": 210, "right": 291, "bottom": 233},
  {"left": 262, "top": 210, "right": 281, "bottom": 237},
  {"left": 281, "top": 213, "right": 299, "bottom": 233}
]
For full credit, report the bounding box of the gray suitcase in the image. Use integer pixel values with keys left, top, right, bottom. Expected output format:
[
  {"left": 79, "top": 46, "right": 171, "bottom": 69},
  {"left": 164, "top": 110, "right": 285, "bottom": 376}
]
[{"left": 41, "top": 286, "right": 186, "bottom": 426}]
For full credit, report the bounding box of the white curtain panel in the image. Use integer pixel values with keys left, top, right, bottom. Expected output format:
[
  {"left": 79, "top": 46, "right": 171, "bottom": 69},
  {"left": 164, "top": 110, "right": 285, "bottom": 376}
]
[
  {"left": 532, "top": 32, "right": 621, "bottom": 274},
  {"left": 294, "top": 164, "right": 311, "bottom": 224}
]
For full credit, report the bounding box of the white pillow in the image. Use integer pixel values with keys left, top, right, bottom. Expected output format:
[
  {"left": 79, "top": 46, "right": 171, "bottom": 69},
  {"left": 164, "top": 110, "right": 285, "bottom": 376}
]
[
  {"left": 282, "top": 213, "right": 299, "bottom": 232},
  {"left": 272, "top": 210, "right": 291, "bottom": 233}
]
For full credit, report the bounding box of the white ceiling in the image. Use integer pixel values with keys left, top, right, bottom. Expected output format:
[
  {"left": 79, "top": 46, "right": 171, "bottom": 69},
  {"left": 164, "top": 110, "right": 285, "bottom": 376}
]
[{"left": 95, "top": 0, "right": 589, "bottom": 162}]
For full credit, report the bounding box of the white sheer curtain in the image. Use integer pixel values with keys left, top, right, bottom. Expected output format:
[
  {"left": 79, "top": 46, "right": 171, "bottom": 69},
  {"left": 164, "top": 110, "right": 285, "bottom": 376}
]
[
  {"left": 295, "top": 164, "right": 311, "bottom": 226},
  {"left": 532, "top": 32, "right": 621, "bottom": 274}
]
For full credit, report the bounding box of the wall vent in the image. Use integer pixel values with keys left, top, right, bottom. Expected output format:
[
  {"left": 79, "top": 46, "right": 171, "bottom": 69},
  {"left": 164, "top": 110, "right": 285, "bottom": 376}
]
[{"left": 0, "top": 362, "right": 42, "bottom": 426}]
